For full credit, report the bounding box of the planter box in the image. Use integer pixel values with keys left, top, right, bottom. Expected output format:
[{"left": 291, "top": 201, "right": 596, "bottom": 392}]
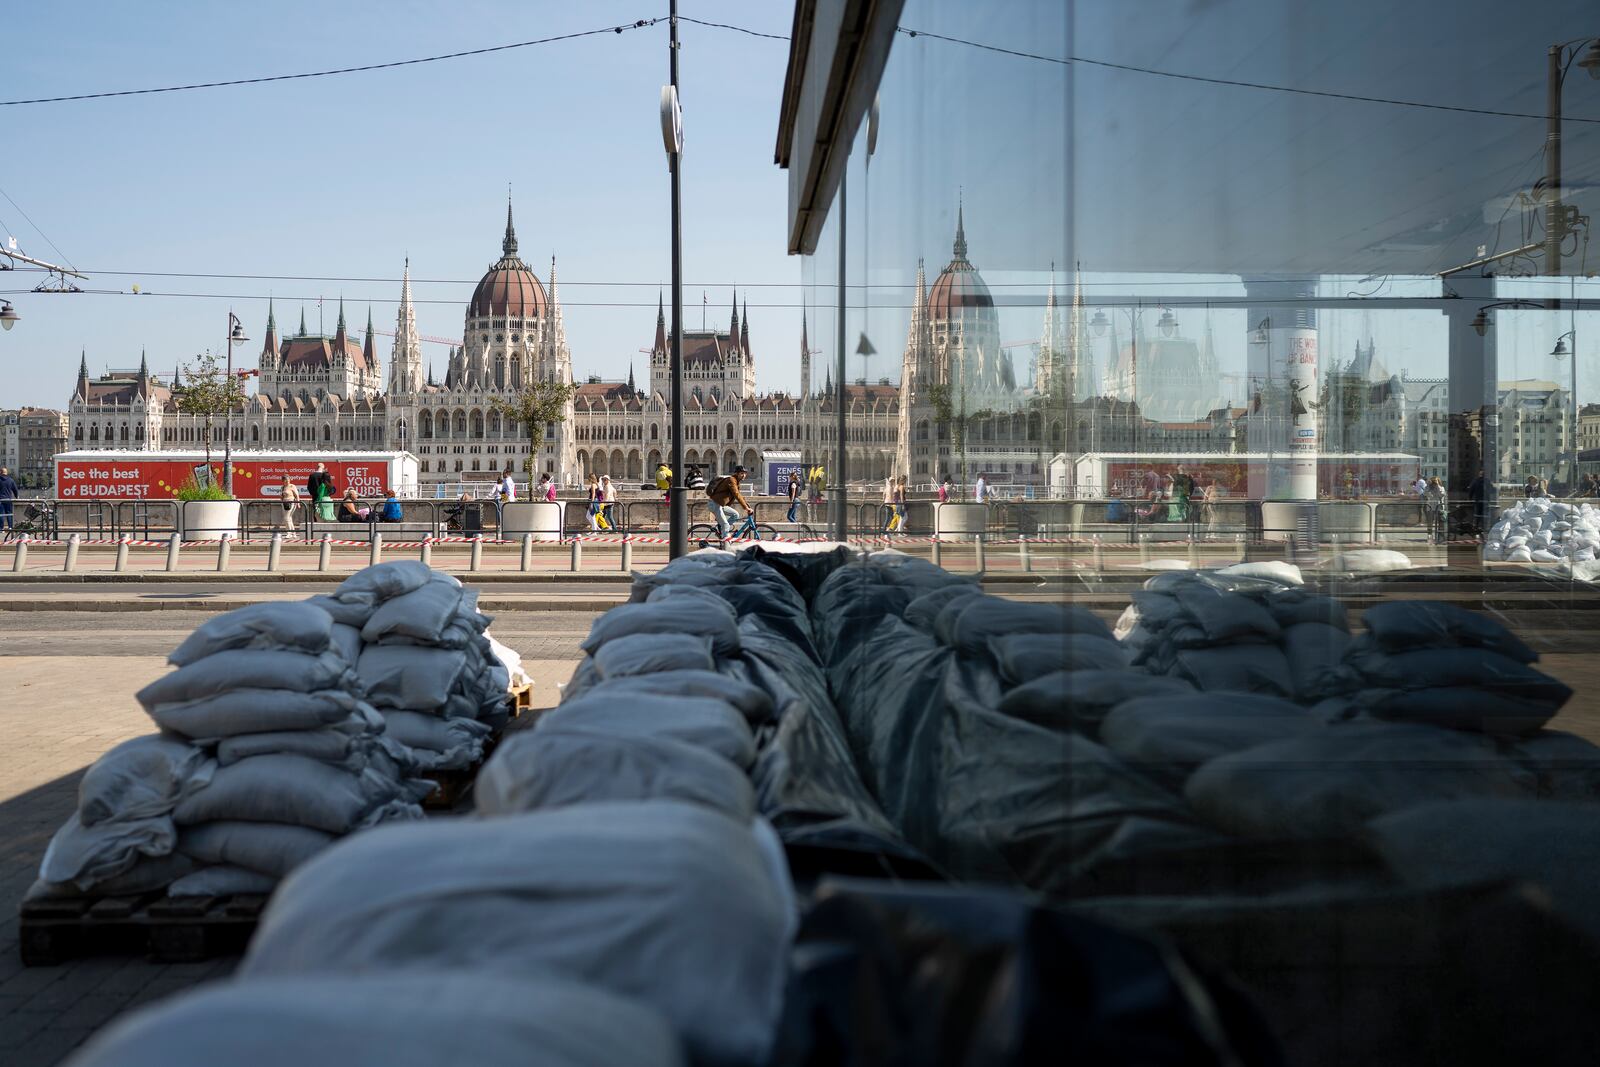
[
  {"left": 935, "top": 502, "right": 990, "bottom": 541},
  {"left": 501, "top": 501, "right": 563, "bottom": 541},
  {"left": 179, "top": 500, "right": 242, "bottom": 541}
]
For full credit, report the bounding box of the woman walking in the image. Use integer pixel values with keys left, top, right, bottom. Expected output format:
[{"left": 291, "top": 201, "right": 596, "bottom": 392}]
[
  {"left": 584, "top": 474, "right": 602, "bottom": 531},
  {"left": 600, "top": 475, "right": 619, "bottom": 532}
]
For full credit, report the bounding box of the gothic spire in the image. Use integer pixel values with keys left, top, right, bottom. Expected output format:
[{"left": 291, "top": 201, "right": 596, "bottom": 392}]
[
  {"left": 75, "top": 349, "right": 89, "bottom": 400},
  {"left": 654, "top": 291, "right": 667, "bottom": 354},
  {"left": 741, "top": 297, "right": 750, "bottom": 353},
  {"left": 799, "top": 313, "right": 811, "bottom": 401},
  {"left": 549, "top": 254, "right": 565, "bottom": 343},
  {"left": 363, "top": 306, "right": 377, "bottom": 371},
  {"left": 953, "top": 195, "right": 968, "bottom": 260},
  {"left": 336, "top": 297, "right": 346, "bottom": 333},
  {"left": 628, "top": 362, "right": 636, "bottom": 392},
  {"left": 392, "top": 257, "right": 422, "bottom": 394},
  {"left": 730, "top": 289, "right": 739, "bottom": 343},
  {"left": 502, "top": 194, "right": 518, "bottom": 257},
  {"left": 298, "top": 306, "right": 307, "bottom": 337}
]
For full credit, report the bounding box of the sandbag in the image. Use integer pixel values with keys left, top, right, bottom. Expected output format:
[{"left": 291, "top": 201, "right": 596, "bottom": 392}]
[
  {"left": 29, "top": 852, "right": 200, "bottom": 901},
  {"left": 1214, "top": 560, "right": 1303, "bottom": 586},
  {"left": 644, "top": 583, "right": 742, "bottom": 625},
  {"left": 1363, "top": 686, "right": 1561, "bottom": 737},
  {"left": 168, "top": 602, "right": 334, "bottom": 667},
  {"left": 242, "top": 803, "right": 791, "bottom": 1067},
  {"left": 138, "top": 650, "right": 352, "bottom": 709},
  {"left": 938, "top": 596, "right": 1112, "bottom": 655},
  {"left": 902, "top": 583, "right": 982, "bottom": 632},
  {"left": 1330, "top": 549, "right": 1412, "bottom": 573},
  {"left": 1170, "top": 644, "right": 1294, "bottom": 697},
  {"left": 334, "top": 560, "right": 441, "bottom": 604},
  {"left": 356, "top": 645, "right": 469, "bottom": 710},
  {"left": 1263, "top": 593, "right": 1349, "bottom": 631},
  {"left": 77, "top": 734, "right": 214, "bottom": 827},
  {"left": 177, "top": 821, "right": 335, "bottom": 877},
  {"left": 592, "top": 632, "right": 716, "bottom": 679},
  {"left": 1185, "top": 722, "right": 1540, "bottom": 839},
  {"left": 214, "top": 728, "right": 371, "bottom": 768},
  {"left": 329, "top": 623, "right": 363, "bottom": 666},
  {"left": 1359, "top": 601, "right": 1537, "bottom": 663},
  {"left": 1511, "top": 730, "right": 1600, "bottom": 801},
  {"left": 477, "top": 727, "right": 755, "bottom": 820},
  {"left": 147, "top": 688, "right": 370, "bottom": 740},
  {"left": 360, "top": 575, "right": 465, "bottom": 645},
  {"left": 166, "top": 864, "right": 279, "bottom": 897},
  {"left": 381, "top": 709, "right": 492, "bottom": 753},
  {"left": 988, "top": 632, "right": 1127, "bottom": 685},
  {"left": 579, "top": 600, "right": 742, "bottom": 657},
  {"left": 39, "top": 812, "right": 177, "bottom": 890},
  {"left": 996, "top": 670, "right": 1197, "bottom": 737},
  {"left": 540, "top": 692, "right": 756, "bottom": 768},
  {"left": 173, "top": 754, "right": 419, "bottom": 833},
  {"left": 1100, "top": 694, "right": 1319, "bottom": 789},
  {"left": 1344, "top": 643, "right": 1568, "bottom": 707},
  {"left": 577, "top": 670, "right": 776, "bottom": 727},
  {"left": 1281, "top": 622, "right": 1355, "bottom": 703},
  {"left": 1171, "top": 584, "right": 1281, "bottom": 644},
  {"left": 62, "top": 973, "right": 685, "bottom": 1067}
]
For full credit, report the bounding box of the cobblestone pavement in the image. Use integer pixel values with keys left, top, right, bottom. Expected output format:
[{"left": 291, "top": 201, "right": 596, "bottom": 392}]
[{"left": 0, "top": 611, "right": 591, "bottom": 1065}]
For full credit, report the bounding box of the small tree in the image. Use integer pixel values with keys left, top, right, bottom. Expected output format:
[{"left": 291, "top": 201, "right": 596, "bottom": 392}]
[
  {"left": 172, "top": 351, "right": 246, "bottom": 469},
  {"left": 927, "top": 381, "right": 992, "bottom": 486},
  {"left": 492, "top": 378, "right": 579, "bottom": 480}
]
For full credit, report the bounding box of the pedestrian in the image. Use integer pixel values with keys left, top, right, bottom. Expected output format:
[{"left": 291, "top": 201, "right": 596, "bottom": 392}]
[
  {"left": 893, "top": 474, "right": 908, "bottom": 533},
  {"left": 308, "top": 463, "right": 337, "bottom": 522},
  {"left": 601, "top": 474, "right": 618, "bottom": 531},
  {"left": 938, "top": 474, "right": 951, "bottom": 503},
  {"left": 785, "top": 471, "right": 801, "bottom": 523},
  {"left": 498, "top": 464, "right": 517, "bottom": 504},
  {"left": 882, "top": 475, "right": 897, "bottom": 532},
  {"left": 1524, "top": 474, "right": 1543, "bottom": 499},
  {"left": 1423, "top": 476, "right": 1447, "bottom": 543},
  {"left": 278, "top": 481, "right": 301, "bottom": 531},
  {"left": 655, "top": 462, "right": 673, "bottom": 504},
  {"left": 0, "top": 466, "right": 19, "bottom": 532},
  {"left": 539, "top": 472, "right": 557, "bottom": 502},
  {"left": 584, "top": 473, "right": 602, "bottom": 531},
  {"left": 1197, "top": 479, "right": 1217, "bottom": 533},
  {"left": 1467, "top": 472, "right": 1487, "bottom": 535},
  {"left": 1172, "top": 464, "right": 1194, "bottom": 521},
  {"left": 974, "top": 473, "right": 989, "bottom": 504}
]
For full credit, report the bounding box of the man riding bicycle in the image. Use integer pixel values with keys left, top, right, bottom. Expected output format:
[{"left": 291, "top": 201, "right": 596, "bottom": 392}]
[{"left": 706, "top": 465, "right": 752, "bottom": 539}]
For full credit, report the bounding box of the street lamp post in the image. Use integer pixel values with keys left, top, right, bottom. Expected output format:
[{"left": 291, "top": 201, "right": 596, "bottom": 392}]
[
  {"left": 1554, "top": 329, "right": 1579, "bottom": 487},
  {"left": 1543, "top": 38, "right": 1600, "bottom": 280},
  {"left": 223, "top": 312, "right": 248, "bottom": 497},
  {"left": 662, "top": 0, "right": 687, "bottom": 558}
]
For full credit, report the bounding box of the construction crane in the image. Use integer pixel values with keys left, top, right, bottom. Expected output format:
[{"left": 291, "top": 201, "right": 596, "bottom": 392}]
[{"left": 366, "top": 325, "right": 463, "bottom": 348}]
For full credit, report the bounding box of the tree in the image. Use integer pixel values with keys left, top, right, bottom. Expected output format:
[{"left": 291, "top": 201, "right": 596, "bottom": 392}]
[
  {"left": 927, "top": 381, "right": 992, "bottom": 485},
  {"left": 172, "top": 350, "right": 246, "bottom": 470},
  {"left": 492, "top": 378, "right": 579, "bottom": 479}
]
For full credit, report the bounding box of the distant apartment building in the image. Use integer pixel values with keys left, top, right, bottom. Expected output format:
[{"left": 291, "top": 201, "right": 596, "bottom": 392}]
[
  {"left": 18, "top": 407, "right": 68, "bottom": 488},
  {"left": 0, "top": 409, "right": 18, "bottom": 472}
]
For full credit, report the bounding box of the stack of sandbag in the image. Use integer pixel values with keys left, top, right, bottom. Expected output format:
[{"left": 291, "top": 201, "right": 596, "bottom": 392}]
[
  {"left": 34, "top": 602, "right": 429, "bottom": 901},
  {"left": 1485, "top": 496, "right": 1600, "bottom": 565},
  {"left": 310, "top": 561, "right": 510, "bottom": 772},
  {"left": 1115, "top": 563, "right": 1355, "bottom": 705}
]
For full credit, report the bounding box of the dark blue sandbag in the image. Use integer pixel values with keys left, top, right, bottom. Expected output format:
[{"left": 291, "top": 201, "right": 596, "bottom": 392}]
[
  {"left": 772, "top": 877, "right": 1284, "bottom": 1067},
  {"left": 1363, "top": 686, "right": 1561, "bottom": 737},
  {"left": 997, "top": 669, "right": 1196, "bottom": 737},
  {"left": 1343, "top": 639, "right": 1569, "bottom": 707},
  {"left": 736, "top": 543, "right": 854, "bottom": 605},
  {"left": 937, "top": 595, "right": 1113, "bottom": 655},
  {"left": 1100, "top": 693, "right": 1321, "bottom": 789},
  {"left": 1359, "top": 601, "right": 1538, "bottom": 662},
  {"left": 987, "top": 632, "right": 1128, "bottom": 685},
  {"left": 902, "top": 583, "right": 982, "bottom": 633}
]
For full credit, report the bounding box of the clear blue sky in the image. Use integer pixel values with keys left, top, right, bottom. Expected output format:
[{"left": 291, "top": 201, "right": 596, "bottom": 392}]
[{"left": 0, "top": 1, "right": 806, "bottom": 408}]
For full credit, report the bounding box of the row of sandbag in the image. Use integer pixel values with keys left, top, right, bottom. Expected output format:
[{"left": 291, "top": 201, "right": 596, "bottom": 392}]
[{"left": 32, "top": 562, "right": 517, "bottom": 903}]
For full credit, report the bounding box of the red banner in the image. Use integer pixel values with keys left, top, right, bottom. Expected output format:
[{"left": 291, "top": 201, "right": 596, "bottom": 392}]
[{"left": 56, "top": 457, "right": 393, "bottom": 500}]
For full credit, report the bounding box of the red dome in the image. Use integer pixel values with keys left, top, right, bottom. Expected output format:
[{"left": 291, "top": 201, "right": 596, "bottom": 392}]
[
  {"left": 925, "top": 205, "right": 993, "bottom": 321},
  {"left": 468, "top": 201, "right": 548, "bottom": 319}
]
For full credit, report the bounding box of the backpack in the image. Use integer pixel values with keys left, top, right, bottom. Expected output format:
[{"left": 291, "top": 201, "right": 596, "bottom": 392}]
[{"left": 707, "top": 476, "right": 732, "bottom": 501}]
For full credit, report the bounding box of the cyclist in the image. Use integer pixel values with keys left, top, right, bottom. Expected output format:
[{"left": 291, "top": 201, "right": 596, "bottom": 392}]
[{"left": 707, "top": 464, "right": 753, "bottom": 539}]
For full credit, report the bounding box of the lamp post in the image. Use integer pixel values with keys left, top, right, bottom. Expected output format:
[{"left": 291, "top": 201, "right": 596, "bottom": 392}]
[
  {"left": 662, "top": 0, "right": 687, "bottom": 558},
  {"left": 223, "top": 311, "right": 248, "bottom": 496},
  {"left": 1554, "top": 329, "right": 1579, "bottom": 487},
  {"left": 0, "top": 301, "right": 17, "bottom": 330},
  {"left": 1543, "top": 37, "right": 1600, "bottom": 280}
]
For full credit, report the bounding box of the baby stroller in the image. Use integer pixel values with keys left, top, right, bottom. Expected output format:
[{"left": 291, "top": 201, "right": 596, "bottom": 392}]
[{"left": 3, "top": 500, "right": 55, "bottom": 541}]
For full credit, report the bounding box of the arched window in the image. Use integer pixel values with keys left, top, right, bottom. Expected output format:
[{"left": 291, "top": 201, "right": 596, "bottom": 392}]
[
  {"left": 510, "top": 356, "right": 521, "bottom": 384},
  {"left": 74, "top": 425, "right": 84, "bottom": 442},
  {"left": 490, "top": 411, "right": 502, "bottom": 435},
  {"left": 725, "top": 422, "right": 735, "bottom": 441},
  {"left": 323, "top": 424, "right": 332, "bottom": 441},
  {"left": 471, "top": 411, "right": 484, "bottom": 438},
  {"left": 454, "top": 410, "right": 467, "bottom": 436},
  {"left": 89, "top": 424, "right": 99, "bottom": 441},
  {"left": 420, "top": 411, "right": 433, "bottom": 439},
  {"left": 249, "top": 425, "right": 258, "bottom": 443}
]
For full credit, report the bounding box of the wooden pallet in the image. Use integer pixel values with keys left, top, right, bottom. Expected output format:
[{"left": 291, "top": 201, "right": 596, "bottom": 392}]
[
  {"left": 418, "top": 695, "right": 534, "bottom": 811},
  {"left": 20, "top": 891, "right": 267, "bottom": 966}
]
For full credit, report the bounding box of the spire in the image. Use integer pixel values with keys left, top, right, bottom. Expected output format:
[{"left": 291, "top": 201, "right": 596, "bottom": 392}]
[
  {"left": 139, "top": 348, "right": 148, "bottom": 376},
  {"left": 953, "top": 194, "right": 968, "bottom": 260},
  {"left": 298, "top": 306, "right": 307, "bottom": 337},
  {"left": 336, "top": 297, "right": 346, "bottom": 333},
  {"left": 427, "top": 362, "right": 435, "bottom": 387},
  {"left": 502, "top": 194, "right": 518, "bottom": 257},
  {"left": 628, "top": 362, "right": 636, "bottom": 392},
  {"left": 363, "top": 306, "right": 378, "bottom": 372},
  {"left": 548, "top": 254, "right": 565, "bottom": 343},
  {"left": 729, "top": 289, "right": 739, "bottom": 349},
  {"left": 392, "top": 257, "right": 422, "bottom": 395},
  {"left": 75, "top": 349, "right": 90, "bottom": 400},
  {"left": 799, "top": 313, "right": 811, "bottom": 401},
  {"left": 654, "top": 291, "right": 667, "bottom": 353},
  {"left": 262, "top": 299, "right": 280, "bottom": 362},
  {"left": 741, "top": 297, "right": 750, "bottom": 353},
  {"left": 1039, "top": 263, "right": 1059, "bottom": 395}
]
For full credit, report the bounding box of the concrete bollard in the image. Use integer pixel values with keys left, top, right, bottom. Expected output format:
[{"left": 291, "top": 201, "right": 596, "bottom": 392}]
[
  {"left": 1017, "top": 535, "right": 1031, "bottom": 573},
  {"left": 1092, "top": 535, "right": 1105, "bottom": 571},
  {"left": 569, "top": 537, "right": 583, "bottom": 573},
  {"left": 420, "top": 536, "right": 433, "bottom": 567},
  {"left": 317, "top": 534, "right": 332, "bottom": 573},
  {"left": 114, "top": 536, "right": 131, "bottom": 573},
  {"left": 267, "top": 532, "right": 283, "bottom": 572},
  {"left": 11, "top": 538, "right": 27, "bottom": 573},
  {"left": 1188, "top": 536, "right": 1201, "bottom": 569},
  {"left": 974, "top": 535, "right": 987, "bottom": 573},
  {"left": 63, "top": 534, "right": 81, "bottom": 573},
  {"left": 520, "top": 533, "right": 533, "bottom": 572},
  {"left": 620, "top": 537, "right": 633, "bottom": 573},
  {"left": 931, "top": 537, "right": 943, "bottom": 568},
  {"left": 469, "top": 534, "right": 483, "bottom": 572},
  {"left": 1138, "top": 535, "right": 1151, "bottom": 566},
  {"left": 369, "top": 531, "right": 383, "bottom": 567},
  {"left": 216, "top": 534, "right": 232, "bottom": 572},
  {"left": 165, "top": 532, "right": 181, "bottom": 572}
]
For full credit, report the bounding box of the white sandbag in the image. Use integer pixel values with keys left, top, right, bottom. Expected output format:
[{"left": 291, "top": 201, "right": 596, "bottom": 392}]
[
  {"left": 577, "top": 670, "right": 776, "bottom": 726},
  {"left": 1100, "top": 693, "right": 1319, "bottom": 788},
  {"left": 39, "top": 812, "right": 176, "bottom": 891},
  {"left": 177, "top": 821, "right": 335, "bottom": 877},
  {"left": 62, "top": 973, "right": 685, "bottom": 1067},
  {"left": 1282, "top": 622, "right": 1355, "bottom": 703},
  {"left": 357, "top": 645, "right": 469, "bottom": 710},
  {"left": 166, "top": 864, "right": 279, "bottom": 897},
  {"left": 1330, "top": 548, "right": 1413, "bottom": 572},
  {"left": 477, "top": 727, "right": 755, "bottom": 820},
  {"left": 243, "top": 802, "right": 791, "bottom": 1067},
  {"left": 138, "top": 649, "right": 353, "bottom": 709},
  {"left": 486, "top": 632, "right": 532, "bottom": 688},
  {"left": 1184, "top": 721, "right": 1539, "bottom": 839},
  {"left": 580, "top": 600, "right": 742, "bottom": 657},
  {"left": 77, "top": 734, "right": 214, "bottom": 827},
  {"left": 1214, "top": 560, "right": 1303, "bottom": 586},
  {"left": 1170, "top": 644, "right": 1294, "bottom": 697},
  {"left": 173, "top": 754, "right": 418, "bottom": 833},
  {"left": 167, "top": 602, "right": 334, "bottom": 667},
  {"left": 987, "top": 632, "right": 1127, "bottom": 684},
  {"left": 593, "top": 633, "right": 716, "bottom": 679},
  {"left": 540, "top": 693, "right": 756, "bottom": 769},
  {"left": 361, "top": 575, "right": 465, "bottom": 645},
  {"left": 1505, "top": 545, "right": 1534, "bottom": 562},
  {"left": 148, "top": 688, "right": 371, "bottom": 740}
]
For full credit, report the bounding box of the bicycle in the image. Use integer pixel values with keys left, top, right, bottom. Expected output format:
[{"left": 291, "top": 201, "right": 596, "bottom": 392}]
[
  {"left": 2, "top": 501, "right": 55, "bottom": 542},
  {"left": 690, "top": 510, "right": 778, "bottom": 546}
]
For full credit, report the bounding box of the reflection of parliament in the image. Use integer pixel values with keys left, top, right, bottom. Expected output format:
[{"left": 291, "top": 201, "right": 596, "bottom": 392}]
[{"left": 69, "top": 203, "right": 1238, "bottom": 491}]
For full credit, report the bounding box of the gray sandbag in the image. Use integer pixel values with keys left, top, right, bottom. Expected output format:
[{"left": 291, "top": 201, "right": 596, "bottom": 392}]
[
  {"left": 1265, "top": 593, "right": 1349, "bottom": 631},
  {"left": 1185, "top": 721, "right": 1540, "bottom": 839},
  {"left": 62, "top": 973, "right": 685, "bottom": 1067},
  {"left": 1511, "top": 730, "right": 1600, "bottom": 801},
  {"left": 1170, "top": 584, "right": 1281, "bottom": 644},
  {"left": 937, "top": 596, "right": 1112, "bottom": 655},
  {"left": 1360, "top": 601, "right": 1538, "bottom": 663},
  {"left": 580, "top": 600, "right": 742, "bottom": 657},
  {"left": 645, "top": 582, "right": 743, "bottom": 624},
  {"left": 166, "top": 864, "right": 279, "bottom": 897},
  {"left": 1367, "top": 798, "right": 1600, "bottom": 945},
  {"left": 178, "top": 821, "right": 336, "bottom": 877},
  {"left": 477, "top": 728, "right": 755, "bottom": 821},
  {"left": 381, "top": 709, "right": 492, "bottom": 753},
  {"left": 1282, "top": 622, "right": 1356, "bottom": 703},
  {"left": 901, "top": 583, "right": 981, "bottom": 632},
  {"left": 168, "top": 602, "right": 334, "bottom": 667},
  {"left": 147, "top": 688, "right": 373, "bottom": 740},
  {"left": 215, "top": 728, "right": 374, "bottom": 768},
  {"left": 1345, "top": 641, "right": 1569, "bottom": 707},
  {"left": 1100, "top": 694, "right": 1320, "bottom": 789},
  {"left": 360, "top": 575, "right": 465, "bottom": 645},
  {"left": 577, "top": 670, "right": 776, "bottom": 727},
  {"left": 39, "top": 812, "right": 177, "bottom": 890},
  {"left": 78, "top": 734, "right": 213, "bottom": 827},
  {"left": 1170, "top": 644, "right": 1294, "bottom": 697},
  {"left": 242, "top": 802, "right": 790, "bottom": 1067},
  {"left": 540, "top": 693, "right": 755, "bottom": 769},
  {"left": 997, "top": 670, "right": 1197, "bottom": 736},
  {"left": 173, "top": 754, "right": 421, "bottom": 833},
  {"left": 334, "top": 560, "right": 441, "bottom": 605},
  {"left": 305, "top": 593, "right": 375, "bottom": 628},
  {"left": 1363, "top": 686, "right": 1561, "bottom": 738},
  {"left": 593, "top": 633, "right": 716, "bottom": 679},
  {"left": 138, "top": 649, "right": 352, "bottom": 709},
  {"left": 329, "top": 623, "right": 363, "bottom": 666},
  {"left": 987, "top": 633, "right": 1128, "bottom": 685},
  {"left": 28, "top": 852, "right": 200, "bottom": 901},
  {"left": 357, "top": 645, "right": 469, "bottom": 710}
]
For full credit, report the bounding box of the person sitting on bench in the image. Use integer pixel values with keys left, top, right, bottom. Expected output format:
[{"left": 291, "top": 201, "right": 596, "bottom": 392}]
[
  {"left": 338, "top": 489, "right": 366, "bottom": 523},
  {"left": 378, "top": 490, "right": 403, "bottom": 523}
]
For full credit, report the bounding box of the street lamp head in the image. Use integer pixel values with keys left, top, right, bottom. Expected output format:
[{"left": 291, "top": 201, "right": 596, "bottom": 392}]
[
  {"left": 0, "top": 301, "right": 17, "bottom": 331},
  {"left": 1472, "top": 309, "right": 1490, "bottom": 336},
  {"left": 1553, "top": 331, "right": 1575, "bottom": 358},
  {"left": 1090, "top": 308, "right": 1108, "bottom": 337},
  {"left": 1579, "top": 39, "right": 1600, "bottom": 80},
  {"left": 230, "top": 322, "right": 249, "bottom": 344},
  {"left": 1157, "top": 308, "right": 1177, "bottom": 338}
]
